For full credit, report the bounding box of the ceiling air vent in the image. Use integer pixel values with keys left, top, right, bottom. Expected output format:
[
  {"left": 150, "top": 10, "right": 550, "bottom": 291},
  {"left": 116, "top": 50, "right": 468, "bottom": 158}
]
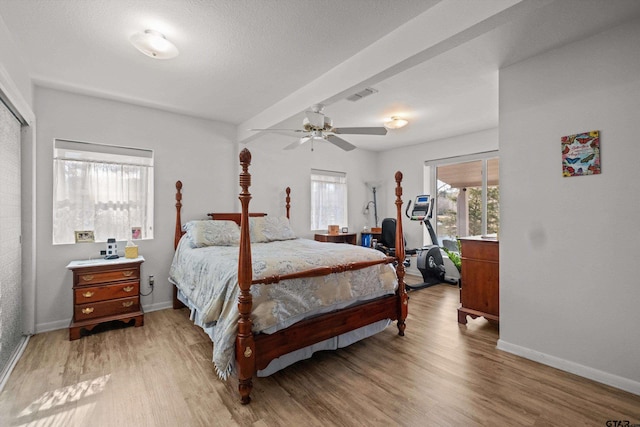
[{"left": 346, "top": 87, "right": 378, "bottom": 102}]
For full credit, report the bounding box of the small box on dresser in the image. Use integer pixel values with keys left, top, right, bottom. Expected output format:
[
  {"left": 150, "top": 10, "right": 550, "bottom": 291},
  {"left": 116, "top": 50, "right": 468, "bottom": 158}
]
[{"left": 67, "top": 256, "right": 145, "bottom": 340}]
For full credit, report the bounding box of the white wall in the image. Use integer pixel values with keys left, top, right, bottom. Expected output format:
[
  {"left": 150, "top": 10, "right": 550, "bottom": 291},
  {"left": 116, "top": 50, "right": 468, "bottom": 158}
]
[
  {"left": 377, "top": 128, "right": 499, "bottom": 251},
  {"left": 34, "top": 87, "right": 237, "bottom": 332},
  {"left": 498, "top": 18, "right": 640, "bottom": 394},
  {"left": 239, "top": 133, "right": 379, "bottom": 241},
  {"left": 0, "top": 15, "right": 32, "bottom": 108}
]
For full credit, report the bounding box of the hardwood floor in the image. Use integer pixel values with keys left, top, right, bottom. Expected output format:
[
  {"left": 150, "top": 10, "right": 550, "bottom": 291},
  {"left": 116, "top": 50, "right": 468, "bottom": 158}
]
[{"left": 1, "top": 280, "right": 639, "bottom": 426}]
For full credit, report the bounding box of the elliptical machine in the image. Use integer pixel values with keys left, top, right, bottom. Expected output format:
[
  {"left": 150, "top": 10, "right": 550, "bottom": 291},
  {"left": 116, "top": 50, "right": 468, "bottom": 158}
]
[{"left": 405, "top": 195, "right": 460, "bottom": 290}]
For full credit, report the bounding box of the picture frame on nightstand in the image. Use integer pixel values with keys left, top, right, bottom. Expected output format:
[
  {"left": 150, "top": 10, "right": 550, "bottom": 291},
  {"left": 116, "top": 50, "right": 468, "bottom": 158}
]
[{"left": 74, "top": 230, "right": 95, "bottom": 243}]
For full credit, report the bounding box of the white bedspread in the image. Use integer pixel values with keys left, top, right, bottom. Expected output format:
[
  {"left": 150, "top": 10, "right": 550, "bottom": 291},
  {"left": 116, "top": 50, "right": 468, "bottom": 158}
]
[{"left": 169, "top": 237, "right": 397, "bottom": 378}]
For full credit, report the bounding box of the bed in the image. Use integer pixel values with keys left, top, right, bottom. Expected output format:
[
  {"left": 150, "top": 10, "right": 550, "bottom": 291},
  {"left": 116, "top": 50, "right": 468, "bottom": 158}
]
[{"left": 170, "top": 148, "right": 408, "bottom": 404}]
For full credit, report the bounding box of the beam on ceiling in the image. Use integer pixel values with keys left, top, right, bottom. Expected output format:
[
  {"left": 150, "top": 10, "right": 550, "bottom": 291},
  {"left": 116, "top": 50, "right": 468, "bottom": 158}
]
[{"left": 237, "top": 0, "right": 553, "bottom": 144}]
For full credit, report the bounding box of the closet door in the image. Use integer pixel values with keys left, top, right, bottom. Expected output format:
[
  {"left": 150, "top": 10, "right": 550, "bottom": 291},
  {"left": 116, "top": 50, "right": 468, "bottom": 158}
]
[{"left": 0, "top": 100, "right": 22, "bottom": 375}]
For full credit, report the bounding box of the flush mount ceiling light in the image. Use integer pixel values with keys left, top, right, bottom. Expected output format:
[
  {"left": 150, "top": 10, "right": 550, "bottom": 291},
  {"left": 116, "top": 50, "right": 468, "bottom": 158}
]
[
  {"left": 129, "top": 29, "right": 179, "bottom": 59},
  {"left": 383, "top": 116, "right": 409, "bottom": 130}
]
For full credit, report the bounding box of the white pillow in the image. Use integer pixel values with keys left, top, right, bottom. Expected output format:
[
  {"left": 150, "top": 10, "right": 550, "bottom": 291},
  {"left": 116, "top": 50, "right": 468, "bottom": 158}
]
[
  {"left": 249, "top": 216, "right": 296, "bottom": 243},
  {"left": 183, "top": 220, "right": 240, "bottom": 247}
]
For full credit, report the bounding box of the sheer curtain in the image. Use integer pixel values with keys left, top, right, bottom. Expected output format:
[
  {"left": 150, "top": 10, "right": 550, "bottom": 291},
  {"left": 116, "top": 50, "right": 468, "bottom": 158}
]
[
  {"left": 310, "top": 169, "right": 348, "bottom": 230},
  {"left": 53, "top": 140, "right": 154, "bottom": 244}
]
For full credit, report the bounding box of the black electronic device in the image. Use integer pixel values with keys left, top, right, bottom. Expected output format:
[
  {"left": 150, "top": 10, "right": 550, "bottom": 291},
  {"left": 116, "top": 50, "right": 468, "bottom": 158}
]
[{"left": 409, "top": 194, "right": 433, "bottom": 221}]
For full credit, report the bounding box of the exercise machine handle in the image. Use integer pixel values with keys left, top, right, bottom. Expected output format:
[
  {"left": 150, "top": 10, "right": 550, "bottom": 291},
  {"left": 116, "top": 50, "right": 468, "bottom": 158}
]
[{"left": 405, "top": 200, "right": 412, "bottom": 219}]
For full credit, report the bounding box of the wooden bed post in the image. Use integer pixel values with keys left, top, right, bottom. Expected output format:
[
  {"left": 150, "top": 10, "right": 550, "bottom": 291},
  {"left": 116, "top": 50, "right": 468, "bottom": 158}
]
[
  {"left": 237, "top": 148, "right": 256, "bottom": 404},
  {"left": 394, "top": 171, "right": 408, "bottom": 336},
  {"left": 174, "top": 180, "right": 183, "bottom": 250},
  {"left": 285, "top": 187, "right": 291, "bottom": 219},
  {"left": 173, "top": 181, "right": 186, "bottom": 309}
]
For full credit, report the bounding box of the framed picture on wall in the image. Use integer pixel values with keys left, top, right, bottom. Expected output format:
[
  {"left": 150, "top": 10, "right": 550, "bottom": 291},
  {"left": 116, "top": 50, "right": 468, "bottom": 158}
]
[
  {"left": 131, "top": 227, "right": 142, "bottom": 239},
  {"left": 74, "top": 230, "right": 95, "bottom": 243},
  {"left": 561, "top": 130, "right": 601, "bottom": 177}
]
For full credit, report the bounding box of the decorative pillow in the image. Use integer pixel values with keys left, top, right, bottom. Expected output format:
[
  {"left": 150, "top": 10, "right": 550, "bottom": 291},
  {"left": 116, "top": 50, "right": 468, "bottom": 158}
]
[
  {"left": 183, "top": 220, "right": 240, "bottom": 247},
  {"left": 249, "top": 216, "right": 296, "bottom": 243}
]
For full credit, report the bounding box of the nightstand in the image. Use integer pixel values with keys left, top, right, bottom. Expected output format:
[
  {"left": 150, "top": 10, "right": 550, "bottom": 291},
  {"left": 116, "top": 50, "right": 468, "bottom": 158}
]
[{"left": 67, "top": 256, "right": 145, "bottom": 340}]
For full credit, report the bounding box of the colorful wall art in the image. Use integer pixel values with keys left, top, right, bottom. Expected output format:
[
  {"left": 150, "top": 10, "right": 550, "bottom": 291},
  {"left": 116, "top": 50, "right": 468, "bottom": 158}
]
[{"left": 561, "top": 130, "right": 601, "bottom": 177}]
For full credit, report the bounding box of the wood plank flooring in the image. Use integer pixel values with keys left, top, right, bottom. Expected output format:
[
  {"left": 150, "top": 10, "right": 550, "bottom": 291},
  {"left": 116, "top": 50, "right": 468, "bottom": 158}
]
[{"left": 1, "top": 280, "right": 639, "bottom": 426}]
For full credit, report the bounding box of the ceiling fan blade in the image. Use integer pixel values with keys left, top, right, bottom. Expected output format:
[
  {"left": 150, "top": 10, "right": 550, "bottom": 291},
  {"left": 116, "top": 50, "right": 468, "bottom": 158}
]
[
  {"left": 250, "top": 128, "right": 305, "bottom": 133},
  {"left": 326, "top": 134, "right": 356, "bottom": 151},
  {"left": 332, "top": 127, "right": 387, "bottom": 135},
  {"left": 284, "top": 136, "right": 311, "bottom": 150}
]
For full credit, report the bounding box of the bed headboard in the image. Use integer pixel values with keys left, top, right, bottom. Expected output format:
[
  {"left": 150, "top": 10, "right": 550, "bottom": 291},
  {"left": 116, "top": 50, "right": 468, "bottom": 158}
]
[
  {"left": 173, "top": 181, "right": 292, "bottom": 249},
  {"left": 207, "top": 212, "right": 266, "bottom": 225}
]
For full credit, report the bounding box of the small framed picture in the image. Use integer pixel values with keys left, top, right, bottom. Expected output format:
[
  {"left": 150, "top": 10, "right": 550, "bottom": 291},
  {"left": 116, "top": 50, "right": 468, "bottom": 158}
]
[
  {"left": 341, "top": 227, "right": 349, "bottom": 233},
  {"left": 75, "top": 230, "right": 95, "bottom": 243},
  {"left": 131, "top": 227, "right": 142, "bottom": 239}
]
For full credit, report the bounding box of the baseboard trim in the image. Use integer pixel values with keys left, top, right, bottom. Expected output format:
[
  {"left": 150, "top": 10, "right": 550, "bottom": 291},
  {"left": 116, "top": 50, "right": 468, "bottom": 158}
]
[
  {"left": 142, "top": 301, "right": 173, "bottom": 313},
  {"left": 36, "top": 319, "right": 70, "bottom": 334},
  {"left": 497, "top": 339, "right": 640, "bottom": 396},
  {"left": 35, "top": 302, "right": 174, "bottom": 333},
  {"left": 0, "top": 335, "right": 30, "bottom": 392}
]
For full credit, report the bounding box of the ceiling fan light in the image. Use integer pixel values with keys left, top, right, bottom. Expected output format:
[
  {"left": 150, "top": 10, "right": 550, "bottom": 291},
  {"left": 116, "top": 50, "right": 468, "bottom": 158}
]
[
  {"left": 130, "top": 29, "right": 179, "bottom": 59},
  {"left": 384, "top": 116, "right": 409, "bottom": 130}
]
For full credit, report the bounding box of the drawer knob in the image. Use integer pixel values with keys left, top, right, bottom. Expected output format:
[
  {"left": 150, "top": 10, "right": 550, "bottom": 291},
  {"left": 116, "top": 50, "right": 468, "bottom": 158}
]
[
  {"left": 81, "top": 275, "right": 94, "bottom": 281},
  {"left": 82, "top": 291, "right": 95, "bottom": 298},
  {"left": 122, "top": 271, "right": 134, "bottom": 277},
  {"left": 122, "top": 301, "right": 134, "bottom": 308},
  {"left": 123, "top": 286, "right": 134, "bottom": 292},
  {"left": 82, "top": 307, "right": 94, "bottom": 315}
]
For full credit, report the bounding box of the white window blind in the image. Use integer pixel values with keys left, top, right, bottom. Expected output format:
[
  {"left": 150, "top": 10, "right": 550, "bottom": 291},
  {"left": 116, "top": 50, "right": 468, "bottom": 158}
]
[
  {"left": 53, "top": 139, "right": 154, "bottom": 244},
  {"left": 310, "top": 169, "right": 348, "bottom": 231}
]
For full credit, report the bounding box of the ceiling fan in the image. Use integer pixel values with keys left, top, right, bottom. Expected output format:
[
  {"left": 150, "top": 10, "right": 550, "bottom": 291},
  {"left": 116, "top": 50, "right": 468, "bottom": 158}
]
[{"left": 250, "top": 104, "right": 387, "bottom": 151}]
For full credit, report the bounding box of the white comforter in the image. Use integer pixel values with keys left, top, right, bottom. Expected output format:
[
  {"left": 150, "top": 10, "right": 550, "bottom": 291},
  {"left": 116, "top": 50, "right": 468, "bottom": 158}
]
[{"left": 168, "top": 237, "right": 397, "bottom": 378}]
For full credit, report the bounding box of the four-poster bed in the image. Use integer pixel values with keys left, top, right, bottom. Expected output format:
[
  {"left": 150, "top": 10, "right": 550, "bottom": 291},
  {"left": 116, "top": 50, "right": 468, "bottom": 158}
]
[{"left": 170, "top": 148, "right": 408, "bottom": 404}]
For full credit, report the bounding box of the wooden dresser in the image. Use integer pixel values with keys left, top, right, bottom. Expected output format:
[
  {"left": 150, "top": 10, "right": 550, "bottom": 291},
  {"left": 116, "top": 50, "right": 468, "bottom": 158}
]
[
  {"left": 458, "top": 236, "right": 499, "bottom": 324},
  {"left": 67, "top": 257, "right": 145, "bottom": 340}
]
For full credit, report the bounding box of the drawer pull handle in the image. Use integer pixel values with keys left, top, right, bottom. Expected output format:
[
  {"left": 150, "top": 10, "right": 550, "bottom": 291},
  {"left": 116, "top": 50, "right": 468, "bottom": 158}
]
[
  {"left": 122, "top": 301, "right": 134, "bottom": 308},
  {"left": 123, "top": 286, "right": 134, "bottom": 292},
  {"left": 122, "top": 271, "right": 134, "bottom": 277},
  {"left": 82, "top": 291, "right": 95, "bottom": 298},
  {"left": 82, "top": 307, "right": 94, "bottom": 315},
  {"left": 81, "top": 275, "right": 94, "bottom": 281}
]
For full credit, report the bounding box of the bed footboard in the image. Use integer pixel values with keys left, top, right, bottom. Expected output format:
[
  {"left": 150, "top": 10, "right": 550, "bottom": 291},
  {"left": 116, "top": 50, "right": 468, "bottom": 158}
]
[{"left": 234, "top": 148, "right": 407, "bottom": 404}]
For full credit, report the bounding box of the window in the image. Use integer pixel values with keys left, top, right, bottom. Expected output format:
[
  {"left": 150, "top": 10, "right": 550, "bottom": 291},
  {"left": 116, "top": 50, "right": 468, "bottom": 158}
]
[
  {"left": 53, "top": 139, "right": 154, "bottom": 244},
  {"left": 310, "top": 169, "right": 348, "bottom": 231},
  {"left": 427, "top": 153, "right": 499, "bottom": 245}
]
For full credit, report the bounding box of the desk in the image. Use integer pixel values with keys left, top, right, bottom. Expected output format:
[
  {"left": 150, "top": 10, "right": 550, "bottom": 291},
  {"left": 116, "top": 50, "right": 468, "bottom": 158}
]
[{"left": 314, "top": 233, "right": 357, "bottom": 245}]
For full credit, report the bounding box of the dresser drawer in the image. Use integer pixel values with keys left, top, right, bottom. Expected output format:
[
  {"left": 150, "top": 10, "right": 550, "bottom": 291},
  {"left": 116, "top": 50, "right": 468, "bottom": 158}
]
[
  {"left": 74, "top": 296, "right": 140, "bottom": 321},
  {"left": 75, "top": 268, "right": 139, "bottom": 286},
  {"left": 461, "top": 240, "right": 499, "bottom": 262},
  {"left": 74, "top": 281, "right": 139, "bottom": 303}
]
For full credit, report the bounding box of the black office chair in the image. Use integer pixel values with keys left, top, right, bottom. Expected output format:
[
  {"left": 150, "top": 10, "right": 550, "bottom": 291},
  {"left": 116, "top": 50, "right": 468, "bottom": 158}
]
[{"left": 375, "top": 218, "right": 414, "bottom": 266}]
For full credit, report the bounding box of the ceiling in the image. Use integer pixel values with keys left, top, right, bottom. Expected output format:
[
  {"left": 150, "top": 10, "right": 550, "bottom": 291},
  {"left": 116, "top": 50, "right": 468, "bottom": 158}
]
[{"left": 2, "top": 0, "right": 640, "bottom": 151}]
